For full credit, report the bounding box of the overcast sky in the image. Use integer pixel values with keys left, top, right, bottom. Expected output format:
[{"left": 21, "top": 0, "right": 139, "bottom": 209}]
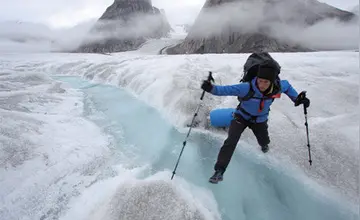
[{"left": 0, "top": 0, "right": 358, "bottom": 29}]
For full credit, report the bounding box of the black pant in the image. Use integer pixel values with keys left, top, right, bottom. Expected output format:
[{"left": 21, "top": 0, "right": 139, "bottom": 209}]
[{"left": 214, "top": 114, "right": 270, "bottom": 172}]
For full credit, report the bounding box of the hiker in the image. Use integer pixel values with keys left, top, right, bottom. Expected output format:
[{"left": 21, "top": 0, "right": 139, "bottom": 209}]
[{"left": 200, "top": 54, "right": 310, "bottom": 184}]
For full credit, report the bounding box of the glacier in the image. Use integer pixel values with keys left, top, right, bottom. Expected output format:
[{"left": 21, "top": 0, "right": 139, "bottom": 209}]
[{"left": 0, "top": 36, "right": 358, "bottom": 220}]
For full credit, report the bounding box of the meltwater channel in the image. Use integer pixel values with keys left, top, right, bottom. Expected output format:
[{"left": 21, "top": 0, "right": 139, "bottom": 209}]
[{"left": 55, "top": 76, "right": 356, "bottom": 220}]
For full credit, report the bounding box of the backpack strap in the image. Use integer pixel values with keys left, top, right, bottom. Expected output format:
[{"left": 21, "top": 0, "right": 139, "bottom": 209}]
[
  {"left": 237, "top": 82, "right": 255, "bottom": 102},
  {"left": 235, "top": 82, "right": 280, "bottom": 122},
  {"left": 236, "top": 82, "right": 256, "bottom": 121}
]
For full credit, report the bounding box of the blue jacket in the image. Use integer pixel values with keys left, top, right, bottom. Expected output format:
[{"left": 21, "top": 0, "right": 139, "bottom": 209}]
[{"left": 210, "top": 77, "right": 299, "bottom": 123}]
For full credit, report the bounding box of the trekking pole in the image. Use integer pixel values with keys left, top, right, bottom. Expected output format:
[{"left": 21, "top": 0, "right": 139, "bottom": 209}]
[
  {"left": 171, "top": 71, "right": 214, "bottom": 180},
  {"left": 298, "top": 91, "right": 312, "bottom": 166}
]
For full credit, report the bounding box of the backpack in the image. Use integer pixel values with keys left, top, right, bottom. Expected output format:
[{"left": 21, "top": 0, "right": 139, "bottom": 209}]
[{"left": 237, "top": 52, "right": 281, "bottom": 102}]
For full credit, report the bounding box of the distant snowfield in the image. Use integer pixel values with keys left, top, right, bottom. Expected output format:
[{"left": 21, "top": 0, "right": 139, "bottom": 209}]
[{"left": 0, "top": 47, "right": 358, "bottom": 219}]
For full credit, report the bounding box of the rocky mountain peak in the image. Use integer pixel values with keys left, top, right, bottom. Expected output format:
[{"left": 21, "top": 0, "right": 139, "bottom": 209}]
[
  {"left": 75, "top": 0, "right": 171, "bottom": 53},
  {"left": 166, "top": 0, "right": 357, "bottom": 54}
]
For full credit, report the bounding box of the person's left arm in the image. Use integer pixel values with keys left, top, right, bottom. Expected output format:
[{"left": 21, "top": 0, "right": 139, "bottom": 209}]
[
  {"left": 280, "top": 80, "right": 299, "bottom": 103},
  {"left": 280, "top": 80, "right": 310, "bottom": 108}
]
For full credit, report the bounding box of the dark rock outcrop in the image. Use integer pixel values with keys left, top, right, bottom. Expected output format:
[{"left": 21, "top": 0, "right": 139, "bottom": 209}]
[
  {"left": 166, "top": 33, "right": 309, "bottom": 54},
  {"left": 75, "top": 0, "right": 172, "bottom": 53},
  {"left": 166, "top": 0, "right": 357, "bottom": 54}
]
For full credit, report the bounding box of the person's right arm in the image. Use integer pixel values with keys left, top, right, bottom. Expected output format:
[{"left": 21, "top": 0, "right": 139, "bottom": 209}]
[{"left": 211, "top": 83, "right": 250, "bottom": 97}]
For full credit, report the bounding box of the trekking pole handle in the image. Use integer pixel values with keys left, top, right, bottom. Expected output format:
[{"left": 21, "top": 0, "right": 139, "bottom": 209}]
[
  {"left": 200, "top": 71, "right": 214, "bottom": 100},
  {"left": 303, "top": 105, "right": 307, "bottom": 115},
  {"left": 298, "top": 91, "right": 307, "bottom": 114}
]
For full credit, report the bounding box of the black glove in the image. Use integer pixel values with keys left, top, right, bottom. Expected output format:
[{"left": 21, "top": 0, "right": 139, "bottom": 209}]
[
  {"left": 295, "top": 92, "right": 310, "bottom": 108},
  {"left": 201, "top": 80, "right": 213, "bottom": 93}
]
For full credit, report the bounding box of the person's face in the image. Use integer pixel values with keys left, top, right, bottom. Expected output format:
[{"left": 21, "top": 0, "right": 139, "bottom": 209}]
[{"left": 257, "top": 78, "right": 271, "bottom": 92}]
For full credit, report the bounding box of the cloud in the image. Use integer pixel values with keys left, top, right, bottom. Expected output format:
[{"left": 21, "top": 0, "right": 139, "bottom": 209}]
[
  {"left": 152, "top": 0, "right": 204, "bottom": 25},
  {"left": 0, "top": 0, "right": 357, "bottom": 30},
  {"left": 0, "top": 0, "right": 203, "bottom": 29},
  {"left": 52, "top": 20, "right": 98, "bottom": 50},
  {"left": 318, "top": 0, "right": 358, "bottom": 11},
  {"left": 0, "top": 0, "right": 112, "bottom": 29},
  {"left": 0, "top": 11, "right": 171, "bottom": 52},
  {"left": 270, "top": 18, "right": 359, "bottom": 50},
  {"left": 76, "top": 12, "right": 171, "bottom": 46},
  {"left": 0, "top": 20, "right": 96, "bottom": 52},
  {"left": 186, "top": 1, "right": 359, "bottom": 50},
  {"left": 0, "top": 0, "right": 357, "bottom": 52},
  {"left": 188, "top": 2, "right": 267, "bottom": 38}
]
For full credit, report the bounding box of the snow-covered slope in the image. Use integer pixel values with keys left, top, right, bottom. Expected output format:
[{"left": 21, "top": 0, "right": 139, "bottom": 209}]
[
  {"left": 0, "top": 62, "right": 220, "bottom": 220},
  {"left": 1, "top": 49, "right": 358, "bottom": 205},
  {"left": 0, "top": 71, "right": 112, "bottom": 219}
]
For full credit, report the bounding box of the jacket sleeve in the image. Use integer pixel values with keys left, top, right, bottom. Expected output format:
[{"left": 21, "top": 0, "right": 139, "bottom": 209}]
[
  {"left": 211, "top": 83, "right": 250, "bottom": 97},
  {"left": 280, "top": 80, "right": 299, "bottom": 102}
]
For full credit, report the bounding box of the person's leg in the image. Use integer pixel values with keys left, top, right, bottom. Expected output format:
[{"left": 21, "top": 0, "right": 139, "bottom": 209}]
[
  {"left": 249, "top": 120, "right": 270, "bottom": 153},
  {"left": 209, "top": 116, "right": 248, "bottom": 183},
  {"left": 214, "top": 115, "right": 248, "bottom": 173}
]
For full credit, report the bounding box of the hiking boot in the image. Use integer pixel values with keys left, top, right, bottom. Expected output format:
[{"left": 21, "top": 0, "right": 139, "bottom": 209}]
[
  {"left": 209, "top": 170, "right": 224, "bottom": 184},
  {"left": 261, "top": 145, "right": 269, "bottom": 153}
]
